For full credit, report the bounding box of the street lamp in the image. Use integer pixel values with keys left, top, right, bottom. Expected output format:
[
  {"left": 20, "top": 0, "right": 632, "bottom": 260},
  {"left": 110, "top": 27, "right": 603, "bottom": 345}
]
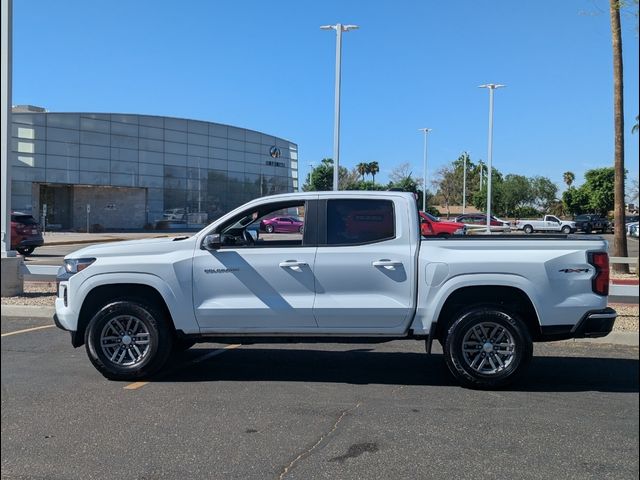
[
  {"left": 320, "top": 23, "right": 359, "bottom": 191},
  {"left": 478, "top": 83, "right": 505, "bottom": 233},
  {"left": 462, "top": 151, "right": 468, "bottom": 214},
  {"left": 418, "top": 128, "right": 432, "bottom": 212}
]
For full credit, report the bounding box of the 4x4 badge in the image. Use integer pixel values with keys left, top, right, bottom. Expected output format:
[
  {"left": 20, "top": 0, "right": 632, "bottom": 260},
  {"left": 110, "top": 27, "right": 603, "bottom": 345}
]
[{"left": 558, "top": 268, "right": 590, "bottom": 273}]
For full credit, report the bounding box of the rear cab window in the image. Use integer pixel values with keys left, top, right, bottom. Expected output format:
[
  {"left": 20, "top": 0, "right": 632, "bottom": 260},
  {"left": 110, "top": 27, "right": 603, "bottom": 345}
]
[{"left": 326, "top": 199, "right": 395, "bottom": 246}]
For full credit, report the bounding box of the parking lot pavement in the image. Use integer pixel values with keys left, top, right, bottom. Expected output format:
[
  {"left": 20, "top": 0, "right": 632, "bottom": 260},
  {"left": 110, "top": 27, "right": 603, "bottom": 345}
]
[{"left": 1, "top": 318, "right": 638, "bottom": 480}]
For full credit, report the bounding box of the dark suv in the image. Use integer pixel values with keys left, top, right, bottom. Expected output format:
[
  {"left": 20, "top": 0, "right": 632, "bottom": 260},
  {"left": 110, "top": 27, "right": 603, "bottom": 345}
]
[
  {"left": 11, "top": 212, "right": 44, "bottom": 256},
  {"left": 573, "top": 214, "right": 611, "bottom": 234}
]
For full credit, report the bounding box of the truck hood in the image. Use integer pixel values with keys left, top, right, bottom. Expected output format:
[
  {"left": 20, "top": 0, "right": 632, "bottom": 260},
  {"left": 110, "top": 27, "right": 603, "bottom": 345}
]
[{"left": 64, "top": 236, "right": 195, "bottom": 260}]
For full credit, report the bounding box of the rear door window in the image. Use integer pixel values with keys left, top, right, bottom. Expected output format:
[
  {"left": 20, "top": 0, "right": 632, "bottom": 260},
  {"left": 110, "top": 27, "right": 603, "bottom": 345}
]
[{"left": 327, "top": 199, "right": 395, "bottom": 246}]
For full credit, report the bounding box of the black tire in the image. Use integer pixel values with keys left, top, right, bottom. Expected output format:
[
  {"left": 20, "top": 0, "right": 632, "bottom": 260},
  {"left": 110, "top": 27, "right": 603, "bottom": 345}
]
[
  {"left": 437, "top": 233, "right": 451, "bottom": 238},
  {"left": 17, "top": 246, "right": 35, "bottom": 256},
  {"left": 523, "top": 225, "right": 533, "bottom": 234},
  {"left": 443, "top": 305, "right": 533, "bottom": 389},
  {"left": 85, "top": 300, "right": 173, "bottom": 381},
  {"left": 299, "top": 225, "right": 304, "bottom": 234},
  {"left": 561, "top": 225, "right": 571, "bottom": 234},
  {"left": 265, "top": 224, "right": 274, "bottom": 233},
  {"left": 584, "top": 224, "right": 592, "bottom": 234}
]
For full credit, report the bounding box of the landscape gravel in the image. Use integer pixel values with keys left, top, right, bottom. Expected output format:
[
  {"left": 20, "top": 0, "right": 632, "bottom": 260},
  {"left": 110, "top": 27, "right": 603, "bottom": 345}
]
[{"left": 1, "top": 282, "right": 637, "bottom": 333}]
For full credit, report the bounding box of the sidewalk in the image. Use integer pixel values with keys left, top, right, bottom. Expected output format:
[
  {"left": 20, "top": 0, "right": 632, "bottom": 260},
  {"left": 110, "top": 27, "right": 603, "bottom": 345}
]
[{"left": 41, "top": 231, "right": 193, "bottom": 246}]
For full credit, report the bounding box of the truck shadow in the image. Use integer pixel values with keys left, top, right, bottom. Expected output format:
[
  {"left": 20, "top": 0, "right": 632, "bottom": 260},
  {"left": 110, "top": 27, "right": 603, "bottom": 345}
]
[{"left": 157, "top": 347, "right": 639, "bottom": 393}]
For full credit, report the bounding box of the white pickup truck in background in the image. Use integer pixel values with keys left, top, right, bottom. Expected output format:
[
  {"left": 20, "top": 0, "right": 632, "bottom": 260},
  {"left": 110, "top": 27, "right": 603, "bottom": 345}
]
[
  {"left": 54, "top": 191, "right": 616, "bottom": 389},
  {"left": 516, "top": 215, "right": 577, "bottom": 234}
]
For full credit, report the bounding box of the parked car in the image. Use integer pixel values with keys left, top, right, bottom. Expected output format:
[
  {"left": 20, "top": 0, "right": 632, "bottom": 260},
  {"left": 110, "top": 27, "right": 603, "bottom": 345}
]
[
  {"left": 573, "top": 214, "right": 611, "bottom": 234},
  {"left": 627, "top": 222, "right": 639, "bottom": 238},
  {"left": 260, "top": 216, "right": 304, "bottom": 233},
  {"left": 11, "top": 212, "right": 44, "bottom": 256},
  {"left": 454, "top": 213, "right": 511, "bottom": 232},
  {"left": 419, "top": 211, "right": 466, "bottom": 237},
  {"left": 55, "top": 191, "right": 616, "bottom": 389},
  {"left": 515, "top": 215, "right": 576, "bottom": 234}
]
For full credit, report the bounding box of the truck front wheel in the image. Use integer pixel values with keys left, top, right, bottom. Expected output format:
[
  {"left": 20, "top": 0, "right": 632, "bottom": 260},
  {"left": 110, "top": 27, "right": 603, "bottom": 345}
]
[
  {"left": 443, "top": 305, "right": 532, "bottom": 389},
  {"left": 85, "top": 300, "right": 173, "bottom": 381}
]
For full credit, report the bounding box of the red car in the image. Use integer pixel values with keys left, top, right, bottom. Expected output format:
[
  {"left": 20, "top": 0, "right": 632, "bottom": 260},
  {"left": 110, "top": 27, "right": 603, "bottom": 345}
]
[
  {"left": 260, "top": 216, "right": 304, "bottom": 233},
  {"left": 420, "top": 212, "right": 466, "bottom": 237},
  {"left": 11, "top": 212, "right": 44, "bottom": 256}
]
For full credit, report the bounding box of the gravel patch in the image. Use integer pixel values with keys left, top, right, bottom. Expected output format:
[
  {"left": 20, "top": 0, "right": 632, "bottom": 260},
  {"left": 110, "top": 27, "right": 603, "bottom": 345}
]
[{"left": 2, "top": 282, "right": 637, "bottom": 333}]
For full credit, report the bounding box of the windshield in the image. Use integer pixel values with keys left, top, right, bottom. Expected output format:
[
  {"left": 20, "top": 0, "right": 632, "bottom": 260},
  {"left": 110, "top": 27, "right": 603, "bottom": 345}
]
[{"left": 423, "top": 212, "right": 439, "bottom": 222}]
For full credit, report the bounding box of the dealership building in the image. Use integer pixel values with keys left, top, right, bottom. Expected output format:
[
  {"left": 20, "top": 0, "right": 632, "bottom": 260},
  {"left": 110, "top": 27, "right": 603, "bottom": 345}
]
[{"left": 10, "top": 106, "right": 299, "bottom": 230}]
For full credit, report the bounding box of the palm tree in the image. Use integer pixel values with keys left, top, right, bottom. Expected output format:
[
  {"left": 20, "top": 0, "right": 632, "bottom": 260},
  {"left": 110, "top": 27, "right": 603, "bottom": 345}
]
[
  {"left": 563, "top": 171, "right": 575, "bottom": 188},
  {"left": 368, "top": 161, "right": 380, "bottom": 185},
  {"left": 610, "top": 0, "right": 629, "bottom": 272},
  {"left": 356, "top": 162, "right": 368, "bottom": 181}
]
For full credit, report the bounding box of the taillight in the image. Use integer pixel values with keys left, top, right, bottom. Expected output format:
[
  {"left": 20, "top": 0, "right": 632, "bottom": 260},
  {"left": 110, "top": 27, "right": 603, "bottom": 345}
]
[{"left": 588, "top": 252, "right": 609, "bottom": 296}]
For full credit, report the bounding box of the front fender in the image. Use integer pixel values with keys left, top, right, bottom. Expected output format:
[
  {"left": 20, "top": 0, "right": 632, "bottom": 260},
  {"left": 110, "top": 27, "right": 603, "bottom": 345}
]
[{"left": 60, "top": 271, "right": 199, "bottom": 334}]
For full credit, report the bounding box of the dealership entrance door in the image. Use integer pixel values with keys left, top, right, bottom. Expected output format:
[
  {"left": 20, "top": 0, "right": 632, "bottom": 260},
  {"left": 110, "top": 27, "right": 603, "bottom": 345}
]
[{"left": 39, "top": 185, "right": 73, "bottom": 230}]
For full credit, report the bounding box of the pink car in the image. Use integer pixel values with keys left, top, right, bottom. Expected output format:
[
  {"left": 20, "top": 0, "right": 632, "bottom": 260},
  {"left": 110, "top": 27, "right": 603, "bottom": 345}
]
[{"left": 260, "top": 216, "right": 304, "bottom": 233}]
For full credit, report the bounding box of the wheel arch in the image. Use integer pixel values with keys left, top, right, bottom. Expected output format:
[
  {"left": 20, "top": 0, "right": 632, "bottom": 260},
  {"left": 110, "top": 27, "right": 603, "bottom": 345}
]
[
  {"left": 73, "top": 283, "right": 176, "bottom": 348},
  {"left": 433, "top": 285, "right": 541, "bottom": 343}
]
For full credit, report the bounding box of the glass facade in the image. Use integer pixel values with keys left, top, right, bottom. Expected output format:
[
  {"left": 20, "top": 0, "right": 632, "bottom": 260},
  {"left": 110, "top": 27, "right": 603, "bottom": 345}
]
[{"left": 10, "top": 110, "right": 298, "bottom": 230}]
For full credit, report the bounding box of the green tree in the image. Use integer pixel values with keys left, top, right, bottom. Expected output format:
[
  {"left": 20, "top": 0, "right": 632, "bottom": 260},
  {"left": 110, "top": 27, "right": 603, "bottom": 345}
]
[
  {"left": 562, "top": 167, "right": 618, "bottom": 216},
  {"left": 563, "top": 171, "right": 575, "bottom": 188},
  {"left": 531, "top": 176, "right": 559, "bottom": 212},
  {"left": 302, "top": 158, "right": 350, "bottom": 191},
  {"left": 500, "top": 174, "right": 534, "bottom": 217}
]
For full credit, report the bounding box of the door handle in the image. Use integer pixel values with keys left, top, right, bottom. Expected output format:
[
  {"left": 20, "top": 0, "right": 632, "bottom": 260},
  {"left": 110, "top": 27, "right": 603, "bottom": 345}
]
[
  {"left": 279, "top": 260, "right": 308, "bottom": 269},
  {"left": 372, "top": 260, "right": 402, "bottom": 269}
]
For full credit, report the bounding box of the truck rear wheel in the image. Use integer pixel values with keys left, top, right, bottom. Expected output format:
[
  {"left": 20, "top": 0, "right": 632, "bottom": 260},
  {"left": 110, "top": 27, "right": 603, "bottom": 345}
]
[
  {"left": 523, "top": 225, "right": 534, "bottom": 234},
  {"left": 443, "top": 305, "right": 532, "bottom": 389},
  {"left": 85, "top": 299, "right": 173, "bottom": 381}
]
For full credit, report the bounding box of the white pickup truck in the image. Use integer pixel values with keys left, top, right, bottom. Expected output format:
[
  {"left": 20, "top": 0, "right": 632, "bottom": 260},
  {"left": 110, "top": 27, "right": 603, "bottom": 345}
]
[
  {"left": 516, "top": 215, "right": 577, "bottom": 234},
  {"left": 54, "top": 192, "right": 616, "bottom": 389}
]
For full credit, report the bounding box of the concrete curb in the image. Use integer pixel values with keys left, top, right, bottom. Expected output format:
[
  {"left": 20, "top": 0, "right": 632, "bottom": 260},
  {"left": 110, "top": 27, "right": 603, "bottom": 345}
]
[
  {"left": 1, "top": 303, "right": 638, "bottom": 346},
  {"left": 1, "top": 304, "right": 56, "bottom": 318}
]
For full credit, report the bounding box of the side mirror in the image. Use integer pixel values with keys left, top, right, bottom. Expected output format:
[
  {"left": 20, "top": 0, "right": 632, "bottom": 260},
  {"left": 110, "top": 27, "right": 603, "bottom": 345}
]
[{"left": 203, "top": 234, "right": 222, "bottom": 250}]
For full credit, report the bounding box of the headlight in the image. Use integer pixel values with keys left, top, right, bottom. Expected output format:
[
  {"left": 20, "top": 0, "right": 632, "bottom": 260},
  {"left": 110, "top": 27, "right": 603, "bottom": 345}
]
[
  {"left": 454, "top": 228, "right": 466, "bottom": 235},
  {"left": 63, "top": 258, "right": 96, "bottom": 274}
]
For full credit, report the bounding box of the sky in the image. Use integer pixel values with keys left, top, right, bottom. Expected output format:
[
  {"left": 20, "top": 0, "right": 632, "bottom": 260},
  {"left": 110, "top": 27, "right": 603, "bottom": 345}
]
[{"left": 11, "top": 0, "right": 640, "bottom": 194}]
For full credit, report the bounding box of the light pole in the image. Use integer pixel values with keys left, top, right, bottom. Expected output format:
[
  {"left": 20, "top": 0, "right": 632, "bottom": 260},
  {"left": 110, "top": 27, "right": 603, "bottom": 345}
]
[
  {"left": 418, "top": 128, "right": 432, "bottom": 212},
  {"left": 478, "top": 83, "right": 505, "bottom": 233},
  {"left": 462, "top": 152, "right": 467, "bottom": 214},
  {"left": 321, "top": 23, "right": 359, "bottom": 191}
]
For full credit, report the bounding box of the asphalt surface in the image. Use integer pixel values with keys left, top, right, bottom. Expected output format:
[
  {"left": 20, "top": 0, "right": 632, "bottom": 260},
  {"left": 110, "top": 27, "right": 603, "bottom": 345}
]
[{"left": 2, "top": 315, "right": 638, "bottom": 479}]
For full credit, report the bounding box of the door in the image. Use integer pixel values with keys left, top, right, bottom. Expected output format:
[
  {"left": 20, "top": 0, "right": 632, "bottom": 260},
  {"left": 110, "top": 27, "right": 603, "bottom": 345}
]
[
  {"left": 192, "top": 198, "right": 318, "bottom": 331},
  {"left": 312, "top": 198, "right": 415, "bottom": 332}
]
